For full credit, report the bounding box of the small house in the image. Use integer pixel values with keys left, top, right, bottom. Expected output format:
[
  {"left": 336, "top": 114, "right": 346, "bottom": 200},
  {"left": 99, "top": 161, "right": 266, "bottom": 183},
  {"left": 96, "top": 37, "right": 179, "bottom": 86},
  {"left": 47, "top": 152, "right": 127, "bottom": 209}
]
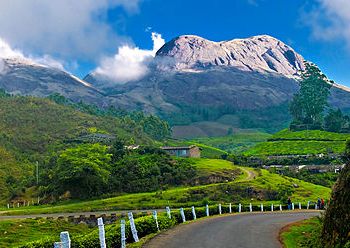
[{"left": 161, "top": 145, "right": 201, "bottom": 158}]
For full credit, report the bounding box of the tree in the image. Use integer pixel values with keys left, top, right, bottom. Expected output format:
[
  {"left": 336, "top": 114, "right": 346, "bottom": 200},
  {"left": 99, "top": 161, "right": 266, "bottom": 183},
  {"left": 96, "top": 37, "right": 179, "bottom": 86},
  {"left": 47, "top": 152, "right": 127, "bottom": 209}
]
[
  {"left": 53, "top": 143, "right": 112, "bottom": 198},
  {"left": 110, "top": 137, "right": 126, "bottom": 163},
  {"left": 290, "top": 63, "right": 333, "bottom": 130},
  {"left": 324, "top": 109, "right": 344, "bottom": 132},
  {"left": 322, "top": 140, "right": 350, "bottom": 247}
]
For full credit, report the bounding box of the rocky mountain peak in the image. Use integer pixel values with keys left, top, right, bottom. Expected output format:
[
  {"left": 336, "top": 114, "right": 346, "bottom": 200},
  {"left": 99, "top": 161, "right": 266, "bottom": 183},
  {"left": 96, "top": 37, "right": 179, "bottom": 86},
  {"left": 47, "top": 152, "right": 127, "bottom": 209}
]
[{"left": 155, "top": 34, "right": 305, "bottom": 76}]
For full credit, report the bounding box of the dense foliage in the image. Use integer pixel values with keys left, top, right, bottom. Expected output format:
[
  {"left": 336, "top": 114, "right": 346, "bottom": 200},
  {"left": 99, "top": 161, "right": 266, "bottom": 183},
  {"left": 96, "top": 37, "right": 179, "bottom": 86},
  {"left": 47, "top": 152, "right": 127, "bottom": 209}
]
[
  {"left": 41, "top": 142, "right": 197, "bottom": 200},
  {"left": 321, "top": 140, "right": 350, "bottom": 247},
  {"left": 290, "top": 63, "right": 333, "bottom": 130},
  {"left": 0, "top": 91, "right": 168, "bottom": 203}
]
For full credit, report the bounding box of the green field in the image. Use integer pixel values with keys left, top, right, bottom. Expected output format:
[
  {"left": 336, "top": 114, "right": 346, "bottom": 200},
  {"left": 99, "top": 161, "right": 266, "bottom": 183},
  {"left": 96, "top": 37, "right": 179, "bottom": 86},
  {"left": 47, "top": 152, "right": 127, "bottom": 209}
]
[
  {"left": 190, "top": 130, "right": 272, "bottom": 154},
  {"left": 244, "top": 129, "right": 349, "bottom": 156},
  {"left": 280, "top": 218, "right": 321, "bottom": 248},
  {"left": 0, "top": 159, "right": 330, "bottom": 216}
]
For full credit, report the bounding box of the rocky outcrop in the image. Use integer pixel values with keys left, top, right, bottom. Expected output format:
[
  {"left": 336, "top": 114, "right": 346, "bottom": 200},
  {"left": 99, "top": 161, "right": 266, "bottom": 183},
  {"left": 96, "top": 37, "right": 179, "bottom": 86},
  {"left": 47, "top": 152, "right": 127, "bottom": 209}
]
[{"left": 155, "top": 35, "right": 305, "bottom": 76}]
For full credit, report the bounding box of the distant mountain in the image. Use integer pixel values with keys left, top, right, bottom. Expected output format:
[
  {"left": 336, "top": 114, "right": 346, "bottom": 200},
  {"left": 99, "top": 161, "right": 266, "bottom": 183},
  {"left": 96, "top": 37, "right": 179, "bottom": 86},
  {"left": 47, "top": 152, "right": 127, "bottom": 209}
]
[
  {"left": 0, "top": 58, "right": 107, "bottom": 106},
  {"left": 86, "top": 35, "right": 350, "bottom": 137},
  {"left": 1, "top": 35, "right": 350, "bottom": 138}
]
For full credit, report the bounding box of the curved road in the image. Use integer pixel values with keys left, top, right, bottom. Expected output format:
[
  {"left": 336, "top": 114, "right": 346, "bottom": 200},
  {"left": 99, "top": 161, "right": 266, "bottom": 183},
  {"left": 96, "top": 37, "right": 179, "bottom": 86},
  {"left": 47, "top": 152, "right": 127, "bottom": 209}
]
[{"left": 144, "top": 211, "right": 319, "bottom": 248}]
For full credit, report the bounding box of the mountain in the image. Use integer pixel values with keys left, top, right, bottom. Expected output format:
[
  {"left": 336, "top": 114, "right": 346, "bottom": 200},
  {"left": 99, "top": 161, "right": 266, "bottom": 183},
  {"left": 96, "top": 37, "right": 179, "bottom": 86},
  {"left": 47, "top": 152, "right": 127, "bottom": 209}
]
[
  {"left": 0, "top": 58, "right": 107, "bottom": 106},
  {"left": 86, "top": 35, "right": 350, "bottom": 137},
  {"left": 1, "top": 35, "right": 350, "bottom": 138},
  {"left": 155, "top": 35, "right": 305, "bottom": 76}
]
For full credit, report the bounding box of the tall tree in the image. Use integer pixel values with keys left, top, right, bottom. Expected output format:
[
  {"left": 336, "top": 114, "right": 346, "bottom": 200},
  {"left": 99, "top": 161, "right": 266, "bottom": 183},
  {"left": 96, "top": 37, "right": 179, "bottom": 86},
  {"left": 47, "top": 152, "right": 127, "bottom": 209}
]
[
  {"left": 324, "top": 108, "right": 344, "bottom": 132},
  {"left": 53, "top": 143, "right": 112, "bottom": 198},
  {"left": 289, "top": 63, "right": 333, "bottom": 130}
]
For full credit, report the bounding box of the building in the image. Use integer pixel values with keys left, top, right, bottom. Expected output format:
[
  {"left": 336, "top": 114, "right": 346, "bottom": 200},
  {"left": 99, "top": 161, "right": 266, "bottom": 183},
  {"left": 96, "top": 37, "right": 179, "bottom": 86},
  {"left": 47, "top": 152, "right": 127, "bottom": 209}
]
[{"left": 161, "top": 145, "right": 201, "bottom": 158}]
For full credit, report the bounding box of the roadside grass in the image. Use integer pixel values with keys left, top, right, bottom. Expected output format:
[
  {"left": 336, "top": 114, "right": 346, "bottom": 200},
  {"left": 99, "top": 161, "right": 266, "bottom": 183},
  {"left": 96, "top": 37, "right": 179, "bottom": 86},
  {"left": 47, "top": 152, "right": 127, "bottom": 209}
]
[
  {"left": 0, "top": 219, "right": 92, "bottom": 247},
  {"left": 280, "top": 217, "right": 321, "bottom": 248},
  {"left": 0, "top": 164, "right": 330, "bottom": 216},
  {"left": 190, "top": 130, "right": 272, "bottom": 154}
]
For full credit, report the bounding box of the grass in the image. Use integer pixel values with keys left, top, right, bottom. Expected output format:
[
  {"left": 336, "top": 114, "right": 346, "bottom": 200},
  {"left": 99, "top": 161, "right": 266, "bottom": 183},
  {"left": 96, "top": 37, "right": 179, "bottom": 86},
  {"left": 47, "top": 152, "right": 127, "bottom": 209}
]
[
  {"left": 244, "top": 129, "right": 349, "bottom": 156},
  {"left": 190, "top": 130, "right": 272, "bottom": 154},
  {"left": 0, "top": 160, "right": 331, "bottom": 216},
  {"left": 244, "top": 140, "right": 345, "bottom": 156},
  {"left": 280, "top": 218, "right": 321, "bottom": 248},
  {"left": 272, "top": 129, "right": 350, "bottom": 141},
  {"left": 0, "top": 219, "right": 93, "bottom": 247}
]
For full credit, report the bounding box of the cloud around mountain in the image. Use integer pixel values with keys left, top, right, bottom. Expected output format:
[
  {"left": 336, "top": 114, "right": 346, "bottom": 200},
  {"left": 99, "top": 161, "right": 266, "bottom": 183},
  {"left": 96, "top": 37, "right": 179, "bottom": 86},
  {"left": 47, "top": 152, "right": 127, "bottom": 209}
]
[{"left": 93, "top": 32, "right": 165, "bottom": 84}]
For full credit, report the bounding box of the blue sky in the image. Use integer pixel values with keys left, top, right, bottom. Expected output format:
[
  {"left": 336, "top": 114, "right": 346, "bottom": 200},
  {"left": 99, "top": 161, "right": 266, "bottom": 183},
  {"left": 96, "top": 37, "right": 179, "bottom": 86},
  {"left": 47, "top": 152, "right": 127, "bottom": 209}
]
[{"left": 0, "top": 0, "right": 349, "bottom": 86}]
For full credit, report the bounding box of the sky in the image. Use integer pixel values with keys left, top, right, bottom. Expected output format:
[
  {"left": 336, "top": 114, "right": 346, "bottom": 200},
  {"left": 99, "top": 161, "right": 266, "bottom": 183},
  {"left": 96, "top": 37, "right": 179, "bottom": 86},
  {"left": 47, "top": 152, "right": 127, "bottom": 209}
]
[{"left": 0, "top": 0, "right": 349, "bottom": 86}]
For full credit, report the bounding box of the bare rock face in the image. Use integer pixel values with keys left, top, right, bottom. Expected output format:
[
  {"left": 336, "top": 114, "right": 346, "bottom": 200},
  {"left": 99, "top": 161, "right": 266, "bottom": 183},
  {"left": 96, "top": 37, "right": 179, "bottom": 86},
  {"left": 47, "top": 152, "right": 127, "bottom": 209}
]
[{"left": 156, "top": 35, "right": 305, "bottom": 76}]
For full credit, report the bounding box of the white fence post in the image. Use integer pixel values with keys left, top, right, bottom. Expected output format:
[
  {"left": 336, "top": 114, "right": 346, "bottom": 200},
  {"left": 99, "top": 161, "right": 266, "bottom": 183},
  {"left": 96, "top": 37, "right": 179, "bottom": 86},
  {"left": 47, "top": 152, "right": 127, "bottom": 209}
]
[
  {"left": 153, "top": 210, "right": 160, "bottom": 231},
  {"left": 299, "top": 202, "right": 301, "bottom": 210},
  {"left": 279, "top": 204, "right": 282, "bottom": 211},
  {"left": 191, "top": 206, "right": 196, "bottom": 220},
  {"left": 271, "top": 204, "right": 274, "bottom": 212},
  {"left": 121, "top": 219, "right": 126, "bottom": 248},
  {"left": 249, "top": 203, "right": 252, "bottom": 212},
  {"left": 229, "top": 203, "right": 232, "bottom": 213},
  {"left": 7, "top": 203, "right": 9, "bottom": 209},
  {"left": 180, "top": 208, "right": 186, "bottom": 223},
  {"left": 97, "top": 218, "right": 106, "bottom": 248},
  {"left": 292, "top": 203, "right": 295, "bottom": 210},
  {"left": 307, "top": 201, "right": 310, "bottom": 209},
  {"left": 238, "top": 203, "right": 242, "bottom": 213},
  {"left": 60, "top": 231, "right": 71, "bottom": 248},
  {"left": 166, "top": 206, "right": 171, "bottom": 219},
  {"left": 260, "top": 203, "right": 264, "bottom": 212},
  {"left": 315, "top": 203, "right": 318, "bottom": 210},
  {"left": 54, "top": 242, "right": 62, "bottom": 248},
  {"left": 206, "top": 204, "right": 210, "bottom": 217},
  {"left": 218, "top": 204, "right": 222, "bottom": 215},
  {"left": 128, "top": 212, "right": 139, "bottom": 242}
]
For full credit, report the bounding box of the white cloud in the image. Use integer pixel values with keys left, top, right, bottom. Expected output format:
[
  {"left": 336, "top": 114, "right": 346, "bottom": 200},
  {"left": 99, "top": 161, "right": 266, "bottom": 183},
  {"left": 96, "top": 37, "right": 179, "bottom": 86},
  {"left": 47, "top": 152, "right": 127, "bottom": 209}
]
[
  {"left": 0, "top": 38, "right": 25, "bottom": 59},
  {"left": 303, "top": 0, "right": 350, "bottom": 49},
  {"left": 94, "top": 32, "right": 165, "bottom": 83},
  {"left": 0, "top": 0, "right": 142, "bottom": 62},
  {"left": 0, "top": 37, "right": 64, "bottom": 71}
]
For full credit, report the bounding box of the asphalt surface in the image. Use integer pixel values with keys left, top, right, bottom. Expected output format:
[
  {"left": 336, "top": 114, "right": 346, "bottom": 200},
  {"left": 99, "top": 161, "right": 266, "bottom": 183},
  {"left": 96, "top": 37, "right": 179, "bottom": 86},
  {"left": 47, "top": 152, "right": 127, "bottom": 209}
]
[{"left": 144, "top": 211, "right": 320, "bottom": 248}]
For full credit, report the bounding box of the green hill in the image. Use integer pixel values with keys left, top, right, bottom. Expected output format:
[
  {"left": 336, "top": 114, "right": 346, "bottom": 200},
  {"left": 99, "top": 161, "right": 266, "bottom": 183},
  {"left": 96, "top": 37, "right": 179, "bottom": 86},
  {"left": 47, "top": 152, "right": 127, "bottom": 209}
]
[
  {"left": 0, "top": 94, "right": 158, "bottom": 203},
  {"left": 0, "top": 159, "right": 330, "bottom": 216},
  {"left": 244, "top": 129, "right": 349, "bottom": 156}
]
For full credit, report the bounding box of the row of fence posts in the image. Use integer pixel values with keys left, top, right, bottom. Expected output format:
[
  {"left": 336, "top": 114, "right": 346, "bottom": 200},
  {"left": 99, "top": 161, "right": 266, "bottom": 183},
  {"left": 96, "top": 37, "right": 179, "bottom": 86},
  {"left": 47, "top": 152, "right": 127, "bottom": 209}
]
[
  {"left": 6, "top": 199, "right": 40, "bottom": 209},
  {"left": 53, "top": 201, "right": 316, "bottom": 247}
]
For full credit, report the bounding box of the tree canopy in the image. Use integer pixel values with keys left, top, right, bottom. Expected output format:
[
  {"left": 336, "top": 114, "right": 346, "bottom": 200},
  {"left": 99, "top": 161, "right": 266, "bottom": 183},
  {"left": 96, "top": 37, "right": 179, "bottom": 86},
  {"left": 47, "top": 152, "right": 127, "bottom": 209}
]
[{"left": 290, "top": 63, "right": 333, "bottom": 130}]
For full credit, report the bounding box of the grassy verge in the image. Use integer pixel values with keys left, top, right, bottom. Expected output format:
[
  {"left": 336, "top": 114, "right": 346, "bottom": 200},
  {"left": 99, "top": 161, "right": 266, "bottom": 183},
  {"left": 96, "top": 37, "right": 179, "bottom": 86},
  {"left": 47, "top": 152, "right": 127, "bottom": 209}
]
[
  {"left": 0, "top": 219, "right": 93, "bottom": 247},
  {"left": 280, "top": 218, "right": 321, "bottom": 248}
]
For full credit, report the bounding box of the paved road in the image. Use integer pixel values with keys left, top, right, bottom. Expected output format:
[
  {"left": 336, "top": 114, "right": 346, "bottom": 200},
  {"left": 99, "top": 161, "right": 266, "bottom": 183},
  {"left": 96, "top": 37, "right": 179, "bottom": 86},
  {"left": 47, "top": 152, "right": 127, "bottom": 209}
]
[{"left": 144, "top": 211, "right": 319, "bottom": 248}]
